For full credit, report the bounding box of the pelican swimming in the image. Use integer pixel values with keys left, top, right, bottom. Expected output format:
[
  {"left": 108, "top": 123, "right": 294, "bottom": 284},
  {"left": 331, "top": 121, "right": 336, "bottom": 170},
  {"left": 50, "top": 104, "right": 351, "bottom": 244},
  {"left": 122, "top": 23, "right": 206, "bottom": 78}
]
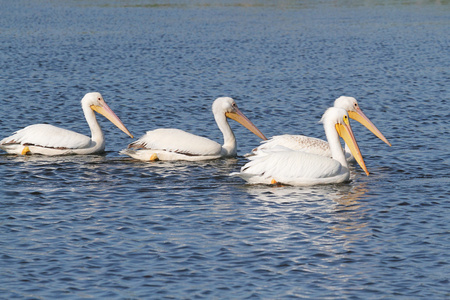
[
  {"left": 249, "top": 96, "right": 391, "bottom": 159},
  {"left": 120, "top": 97, "right": 267, "bottom": 161},
  {"left": 231, "top": 107, "right": 369, "bottom": 186},
  {"left": 0, "top": 92, "right": 133, "bottom": 155}
]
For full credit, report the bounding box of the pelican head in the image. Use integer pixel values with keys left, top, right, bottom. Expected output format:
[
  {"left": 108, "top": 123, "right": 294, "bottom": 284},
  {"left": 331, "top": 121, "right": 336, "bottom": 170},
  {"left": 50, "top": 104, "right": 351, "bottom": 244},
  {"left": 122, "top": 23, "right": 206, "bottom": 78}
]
[
  {"left": 212, "top": 97, "right": 267, "bottom": 140},
  {"left": 334, "top": 96, "right": 391, "bottom": 146},
  {"left": 82, "top": 92, "right": 133, "bottom": 138},
  {"left": 321, "top": 107, "right": 369, "bottom": 176}
]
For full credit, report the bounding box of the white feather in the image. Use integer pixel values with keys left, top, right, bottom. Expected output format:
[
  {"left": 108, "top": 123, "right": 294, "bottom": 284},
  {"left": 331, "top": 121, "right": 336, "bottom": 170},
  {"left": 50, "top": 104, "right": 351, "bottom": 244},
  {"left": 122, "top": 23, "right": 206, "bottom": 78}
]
[
  {"left": 128, "top": 128, "right": 223, "bottom": 156},
  {"left": 1, "top": 124, "right": 92, "bottom": 149},
  {"left": 0, "top": 92, "right": 133, "bottom": 155},
  {"left": 121, "top": 97, "right": 266, "bottom": 161},
  {"left": 232, "top": 107, "right": 366, "bottom": 186},
  {"left": 247, "top": 96, "right": 389, "bottom": 162},
  {"left": 233, "top": 149, "right": 345, "bottom": 185},
  {"left": 250, "top": 134, "right": 331, "bottom": 157}
]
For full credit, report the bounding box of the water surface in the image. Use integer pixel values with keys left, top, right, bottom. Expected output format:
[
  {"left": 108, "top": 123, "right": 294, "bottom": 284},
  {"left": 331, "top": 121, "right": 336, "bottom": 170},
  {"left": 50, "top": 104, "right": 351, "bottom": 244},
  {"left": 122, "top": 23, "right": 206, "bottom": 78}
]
[{"left": 1, "top": 1, "right": 449, "bottom": 298}]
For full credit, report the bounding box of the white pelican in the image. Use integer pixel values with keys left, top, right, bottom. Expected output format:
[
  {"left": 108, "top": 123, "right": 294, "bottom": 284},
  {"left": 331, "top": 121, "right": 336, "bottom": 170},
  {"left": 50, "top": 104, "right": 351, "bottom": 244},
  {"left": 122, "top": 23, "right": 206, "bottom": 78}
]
[
  {"left": 231, "top": 107, "right": 369, "bottom": 186},
  {"left": 249, "top": 96, "right": 391, "bottom": 159},
  {"left": 0, "top": 92, "right": 133, "bottom": 155},
  {"left": 120, "top": 97, "right": 267, "bottom": 161}
]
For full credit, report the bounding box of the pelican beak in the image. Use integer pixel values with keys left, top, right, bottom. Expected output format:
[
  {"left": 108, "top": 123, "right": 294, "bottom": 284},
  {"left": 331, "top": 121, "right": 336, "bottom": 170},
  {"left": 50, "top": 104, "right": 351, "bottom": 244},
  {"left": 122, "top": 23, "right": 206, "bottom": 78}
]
[
  {"left": 348, "top": 108, "right": 391, "bottom": 146},
  {"left": 335, "top": 117, "right": 369, "bottom": 176},
  {"left": 91, "top": 101, "right": 134, "bottom": 138},
  {"left": 226, "top": 108, "right": 267, "bottom": 140}
]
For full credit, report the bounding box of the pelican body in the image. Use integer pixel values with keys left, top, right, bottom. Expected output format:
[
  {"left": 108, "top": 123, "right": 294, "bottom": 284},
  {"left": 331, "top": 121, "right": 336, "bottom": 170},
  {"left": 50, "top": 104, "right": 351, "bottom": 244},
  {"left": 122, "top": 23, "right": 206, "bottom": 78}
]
[
  {"left": 0, "top": 92, "right": 133, "bottom": 155},
  {"left": 232, "top": 107, "right": 369, "bottom": 186},
  {"left": 249, "top": 96, "right": 391, "bottom": 159},
  {"left": 121, "top": 97, "right": 267, "bottom": 161}
]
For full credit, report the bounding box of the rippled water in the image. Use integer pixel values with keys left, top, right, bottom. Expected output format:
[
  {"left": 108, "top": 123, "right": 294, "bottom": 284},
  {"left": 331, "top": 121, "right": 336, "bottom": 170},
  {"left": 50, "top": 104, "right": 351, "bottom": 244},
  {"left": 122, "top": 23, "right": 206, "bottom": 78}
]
[{"left": 1, "top": 1, "right": 449, "bottom": 299}]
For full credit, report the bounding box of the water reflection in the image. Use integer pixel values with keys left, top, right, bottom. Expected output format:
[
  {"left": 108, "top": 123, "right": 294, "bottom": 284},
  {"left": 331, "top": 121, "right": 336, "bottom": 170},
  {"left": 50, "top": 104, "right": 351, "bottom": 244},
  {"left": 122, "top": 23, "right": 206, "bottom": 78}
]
[
  {"left": 241, "top": 181, "right": 371, "bottom": 247},
  {"left": 333, "top": 182, "right": 369, "bottom": 208},
  {"left": 329, "top": 183, "right": 371, "bottom": 246},
  {"left": 241, "top": 181, "right": 368, "bottom": 205},
  {"left": 0, "top": 153, "right": 110, "bottom": 165}
]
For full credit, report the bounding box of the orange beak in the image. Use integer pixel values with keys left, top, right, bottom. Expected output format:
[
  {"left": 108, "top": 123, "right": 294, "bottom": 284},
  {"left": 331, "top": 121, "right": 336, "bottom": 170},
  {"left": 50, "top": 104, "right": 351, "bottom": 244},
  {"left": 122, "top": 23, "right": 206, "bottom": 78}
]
[
  {"left": 335, "top": 117, "right": 369, "bottom": 176},
  {"left": 348, "top": 108, "right": 391, "bottom": 146},
  {"left": 226, "top": 108, "right": 267, "bottom": 140},
  {"left": 91, "top": 101, "right": 133, "bottom": 138}
]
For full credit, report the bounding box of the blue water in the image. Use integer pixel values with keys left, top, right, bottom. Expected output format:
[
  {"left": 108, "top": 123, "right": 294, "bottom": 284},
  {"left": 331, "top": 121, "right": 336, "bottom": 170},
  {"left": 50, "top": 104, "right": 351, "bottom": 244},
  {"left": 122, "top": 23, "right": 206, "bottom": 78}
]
[{"left": 1, "top": 1, "right": 449, "bottom": 298}]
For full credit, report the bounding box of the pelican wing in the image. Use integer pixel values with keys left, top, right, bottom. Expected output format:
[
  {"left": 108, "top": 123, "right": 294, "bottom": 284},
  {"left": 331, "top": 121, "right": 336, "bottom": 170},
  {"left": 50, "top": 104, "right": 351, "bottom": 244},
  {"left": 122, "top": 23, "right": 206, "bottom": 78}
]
[
  {"left": 250, "top": 134, "right": 331, "bottom": 157},
  {"left": 128, "top": 128, "right": 223, "bottom": 156},
  {"left": 1, "top": 124, "right": 92, "bottom": 149},
  {"left": 235, "top": 149, "right": 346, "bottom": 185}
]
